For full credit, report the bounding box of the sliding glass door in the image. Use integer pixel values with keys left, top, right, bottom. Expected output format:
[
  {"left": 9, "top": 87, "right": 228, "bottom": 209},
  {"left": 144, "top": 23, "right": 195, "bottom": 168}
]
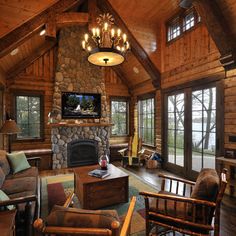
[{"left": 164, "top": 82, "right": 222, "bottom": 178}]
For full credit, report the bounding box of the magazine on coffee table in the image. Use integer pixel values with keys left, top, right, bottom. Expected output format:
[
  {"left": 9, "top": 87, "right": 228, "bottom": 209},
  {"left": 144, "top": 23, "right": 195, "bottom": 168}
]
[{"left": 88, "top": 169, "right": 110, "bottom": 178}]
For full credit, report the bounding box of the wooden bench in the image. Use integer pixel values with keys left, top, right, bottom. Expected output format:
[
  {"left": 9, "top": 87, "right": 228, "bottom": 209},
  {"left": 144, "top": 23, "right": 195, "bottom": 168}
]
[
  {"left": 109, "top": 143, "right": 128, "bottom": 162},
  {"left": 21, "top": 149, "right": 52, "bottom": 170}
]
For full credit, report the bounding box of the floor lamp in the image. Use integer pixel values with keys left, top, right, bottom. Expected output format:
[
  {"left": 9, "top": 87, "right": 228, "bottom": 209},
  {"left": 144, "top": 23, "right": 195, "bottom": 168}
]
[{"left": 0, "top": 119, "right": 21, "bottom": 153}]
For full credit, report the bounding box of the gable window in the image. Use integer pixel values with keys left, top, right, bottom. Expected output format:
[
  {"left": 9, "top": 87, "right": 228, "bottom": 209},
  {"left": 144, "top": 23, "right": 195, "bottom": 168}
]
[
  {"left": 167, "top": 7, "right": 200, "bottom": 42},
  {"left": 15, "top": 94, "right": 43, "bottom": 140},
  {"left": 138, "top": 96, "right": 155, "bottom": 146},
  {"left": 111, "top": 98, "right": 129, "bottom": 136}
]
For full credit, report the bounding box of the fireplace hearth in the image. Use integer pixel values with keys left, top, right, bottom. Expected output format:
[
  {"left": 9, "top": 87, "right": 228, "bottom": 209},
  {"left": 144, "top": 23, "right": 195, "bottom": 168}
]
[{"left": 67, "top": 139, "right": 98, "bottom": 167}]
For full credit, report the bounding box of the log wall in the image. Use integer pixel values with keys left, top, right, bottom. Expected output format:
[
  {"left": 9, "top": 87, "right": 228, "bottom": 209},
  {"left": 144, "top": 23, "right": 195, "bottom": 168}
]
[{"left": 6, "top": 47, "right": 56, "bottom": 151}]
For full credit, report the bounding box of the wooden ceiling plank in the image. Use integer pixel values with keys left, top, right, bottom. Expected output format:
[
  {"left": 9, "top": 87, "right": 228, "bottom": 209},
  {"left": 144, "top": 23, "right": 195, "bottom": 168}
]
[
  {"left": 97, "top": 0, "right": 161, "bottom": 89},
  {"left": 7, "top": 41, "right": 56, "bottom": 80},
  {"left": 112, "top": 66, "right": 131, "bottom": 90},
  {"left": 193, "top": 0, "right": 236, "bottom": 70},
  {"left": 0, "top": 0, "right": 85, "bottom": 59}
]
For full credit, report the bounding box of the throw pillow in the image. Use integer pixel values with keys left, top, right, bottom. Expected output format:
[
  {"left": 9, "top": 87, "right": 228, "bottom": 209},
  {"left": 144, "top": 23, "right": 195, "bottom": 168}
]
[
  {"left": 7, "top": 152, "right": 30, "bottom": 174},
  {"left": 0, "top": 189, "right": 14, "bottom": 210},
  {"left": 46, "top": 205, "right": 120, "bottom": 230}
]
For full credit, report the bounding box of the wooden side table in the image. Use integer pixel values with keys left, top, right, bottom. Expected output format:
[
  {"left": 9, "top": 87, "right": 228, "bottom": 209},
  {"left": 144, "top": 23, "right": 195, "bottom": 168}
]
[{"left": 0, "top": 210, "right": 16, "bottom": 236}]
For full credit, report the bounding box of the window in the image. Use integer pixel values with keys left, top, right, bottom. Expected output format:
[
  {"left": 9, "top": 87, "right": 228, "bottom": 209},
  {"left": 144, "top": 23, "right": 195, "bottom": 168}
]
[
  {"left": 16, "top": 94, "right": 43, "bottom": 140},
  {"left": 111, "top": 98, "right": 129, "bottom": 136},
  {"left": 167, "top": 7, "right": 200, "bottom": 42},
  {"left": 138, "top": 96, "right": 155, "bottom": 146}
]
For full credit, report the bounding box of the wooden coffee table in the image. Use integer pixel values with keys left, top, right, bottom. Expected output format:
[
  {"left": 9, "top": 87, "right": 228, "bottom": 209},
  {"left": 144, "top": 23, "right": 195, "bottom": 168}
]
[{"left": 74, "top": 164, "right": 129, "bottom": 209}]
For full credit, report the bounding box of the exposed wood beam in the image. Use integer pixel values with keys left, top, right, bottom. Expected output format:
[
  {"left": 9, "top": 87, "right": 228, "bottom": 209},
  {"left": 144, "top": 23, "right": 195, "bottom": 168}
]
[
  {"left": 192, "top": 0, "right": 236, "bottom": 70},
  {"left": 0, "top": 0, "right": 85, "bottom": 59},
  {"left": 56, "top": 12, "right": 89, "bottom": 28},
  {"left": 7, "top": 41, "right": 57, "bottom": 80},
  {"left": 97, "top": 0, "right": 161, "bottom": 89}
]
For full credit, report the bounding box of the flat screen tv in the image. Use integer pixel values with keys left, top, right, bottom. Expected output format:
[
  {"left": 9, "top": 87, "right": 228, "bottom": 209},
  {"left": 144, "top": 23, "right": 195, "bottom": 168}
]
[{"left": 61, "top": 92, "right": 101, "bottom": 119}]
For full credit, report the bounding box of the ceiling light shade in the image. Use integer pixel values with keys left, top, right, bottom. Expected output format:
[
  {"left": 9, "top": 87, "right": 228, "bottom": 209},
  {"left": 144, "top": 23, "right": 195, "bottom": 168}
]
[{"left": 82, "top": 13, "right": 130, "bottom": 66}]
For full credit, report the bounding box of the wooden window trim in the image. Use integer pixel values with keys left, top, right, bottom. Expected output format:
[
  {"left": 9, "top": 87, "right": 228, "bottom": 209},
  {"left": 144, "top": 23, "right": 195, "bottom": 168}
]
[
  {"left": 166, "top": 7, "right": 201, "bottom": 44},
  {"left": 110, "top": 96, "right": 130, "bottom": 137},
  {"left": 138, "top": 94, "right": 156, "bottom": 147},
  {"left": 11, "top": 90, "right": 45, "bottom": 142}
]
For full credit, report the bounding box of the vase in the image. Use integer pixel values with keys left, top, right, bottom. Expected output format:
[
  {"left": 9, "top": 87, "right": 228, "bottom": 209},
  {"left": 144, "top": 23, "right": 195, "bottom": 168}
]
[{"left": 98, "top": 154, "right": 109, "bottom": 170}]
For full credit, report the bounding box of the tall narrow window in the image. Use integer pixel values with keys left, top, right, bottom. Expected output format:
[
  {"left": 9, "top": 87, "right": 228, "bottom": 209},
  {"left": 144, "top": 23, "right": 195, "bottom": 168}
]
[
  {"left": 138, "top": 97, "right": 155, "bottom": 146},
  {"left": 192, "top": 87, "right": 216, "bottom": 171},
  {"left": 16, "top": 95, "right": 42, "bottom": 139},
  {"left": 167, "top": 93, "right": 184, "bottom": 167},
  {"left": 111, "top": 98, "right": 129, "bottom": 136}
]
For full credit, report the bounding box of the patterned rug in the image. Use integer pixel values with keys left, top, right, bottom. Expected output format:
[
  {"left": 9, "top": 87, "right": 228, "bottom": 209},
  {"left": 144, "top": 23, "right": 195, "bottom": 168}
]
[{"left": 41, "top": 167, "right": 159, "bottom": 236}]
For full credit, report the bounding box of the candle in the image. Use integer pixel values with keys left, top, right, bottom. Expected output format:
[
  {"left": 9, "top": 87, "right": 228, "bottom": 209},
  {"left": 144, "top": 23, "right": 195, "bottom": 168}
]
[
  {"left": 96, "top": 28, "right": 100, "bottom": 37},
  {"left": 123, "top": 33, "right": 127, "bottom": 42},
  {"left": 87, "top": 46, "right": 91, "bottom": 52}
]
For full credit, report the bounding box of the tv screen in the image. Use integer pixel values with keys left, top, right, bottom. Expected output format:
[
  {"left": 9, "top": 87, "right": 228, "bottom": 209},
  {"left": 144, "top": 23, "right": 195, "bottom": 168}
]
[{"left": 61, "top": 92, "right": 101, "bottom": 119}]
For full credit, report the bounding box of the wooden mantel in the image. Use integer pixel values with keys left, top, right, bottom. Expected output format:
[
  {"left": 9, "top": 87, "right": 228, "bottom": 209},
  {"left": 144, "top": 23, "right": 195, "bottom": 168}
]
[{"left": 48, "top": 122, "right": 113, "bottom": 127}]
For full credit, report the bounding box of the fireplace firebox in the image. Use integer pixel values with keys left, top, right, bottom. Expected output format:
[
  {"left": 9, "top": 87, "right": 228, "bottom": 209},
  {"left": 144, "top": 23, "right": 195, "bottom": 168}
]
[{"left": 67, "top": 139, "right": 98, "bottom": 167}]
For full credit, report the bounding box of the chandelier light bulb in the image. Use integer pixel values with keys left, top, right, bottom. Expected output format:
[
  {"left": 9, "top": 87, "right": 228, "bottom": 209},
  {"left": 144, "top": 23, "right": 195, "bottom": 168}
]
[
  {"left": 87, "top": 46, "right": 92, "bottom": 52},
  {"left": 117, "top": 46, "right": 121, "bottom": 51},
  {"left": 126, "top": 42, "right": 129, "bottom": 49},
  {"left": 123, "top": 33, "right": 127, "bottom": 42},
  {"left": 96, "top": 28, "right": 100, "bottom": 37},
  {"left": 104, "top": 22, "right": 108, "bottom": 31},
  {"left": 111, "top": 28, "right": 115, "bottom": 38},
  {"left": 117, "top": 29, "right": 121, "bottom": 37},
  {"left": 92, "top": 28, "right": 96, "bottom": 36},
  {"left": 84, "top": 34, "right": 89, "bottom": 42},
  {"left": 82, "top": 40, "right": 86, "bottom": 49}
]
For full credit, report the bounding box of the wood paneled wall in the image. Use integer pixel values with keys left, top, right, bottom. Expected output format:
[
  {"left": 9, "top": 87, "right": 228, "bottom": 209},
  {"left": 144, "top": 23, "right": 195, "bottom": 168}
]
[
  {"left": 224, "top": 69, "right": 236, "bottom": 150},
  {"left": 6, "top": 47, "right": 56, "bottom": 151},
  {"left": 104, "top": 67, "right": 130, "bottom": 144}
]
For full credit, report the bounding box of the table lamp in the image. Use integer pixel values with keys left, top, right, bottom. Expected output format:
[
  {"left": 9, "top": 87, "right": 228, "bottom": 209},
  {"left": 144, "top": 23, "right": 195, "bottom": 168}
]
[{"left": 0, "top": 119, "right": 21, "bottom": 153}]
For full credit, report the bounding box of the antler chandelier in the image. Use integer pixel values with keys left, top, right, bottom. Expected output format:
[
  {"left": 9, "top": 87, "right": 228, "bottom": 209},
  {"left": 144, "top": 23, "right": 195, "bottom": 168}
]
[{"left": 82, "top": 13, "right": 130, "bottom": 66}]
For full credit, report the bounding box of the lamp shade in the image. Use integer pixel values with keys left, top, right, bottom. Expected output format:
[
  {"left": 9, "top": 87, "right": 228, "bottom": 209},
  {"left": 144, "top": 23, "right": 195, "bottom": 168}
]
[{"left": 0, "top": 119, "right": 21, "bottom": 134}]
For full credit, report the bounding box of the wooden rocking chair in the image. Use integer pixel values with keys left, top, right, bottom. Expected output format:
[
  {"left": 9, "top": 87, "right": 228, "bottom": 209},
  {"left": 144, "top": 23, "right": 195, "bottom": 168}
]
[
  {"left": 140, "top": 168, "right": 227, "bottom": 236},
  {"left": 34, "top": 193, "right": 136, "bottom": 236}
]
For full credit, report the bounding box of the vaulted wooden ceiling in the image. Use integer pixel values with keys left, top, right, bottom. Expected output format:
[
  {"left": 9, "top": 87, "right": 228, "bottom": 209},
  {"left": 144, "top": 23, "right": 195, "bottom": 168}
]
[{"left": 0, "top": 0, "right": 236, "bottom": 89}]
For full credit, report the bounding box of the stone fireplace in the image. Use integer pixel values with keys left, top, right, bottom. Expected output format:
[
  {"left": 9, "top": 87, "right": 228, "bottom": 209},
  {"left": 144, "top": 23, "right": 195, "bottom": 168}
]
[{"left": 50, "top": 26, "right": 111, "bottom": 169}]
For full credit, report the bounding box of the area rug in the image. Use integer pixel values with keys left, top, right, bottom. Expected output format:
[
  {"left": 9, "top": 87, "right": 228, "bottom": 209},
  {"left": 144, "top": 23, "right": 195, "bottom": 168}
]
[{"left": 41, "top": 167, "right": 159, "bottom": 236}]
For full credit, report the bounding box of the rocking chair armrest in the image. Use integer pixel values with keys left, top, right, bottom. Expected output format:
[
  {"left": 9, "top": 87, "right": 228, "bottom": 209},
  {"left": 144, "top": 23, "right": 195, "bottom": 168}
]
[
  {"left": 118, "top": 148, "right": 128, "bottom": 155},
  {"left": 0, "top": 194, "right": 37, "bottom": 206},
  {"left": 139, "top": 191, "right": 216, "bottom": 207},
  {"left": 63, "top": 192, "right": 75, "bottom": 208},
  {"left": 158, "top": 173, "right": 196, "bottom": 186}
]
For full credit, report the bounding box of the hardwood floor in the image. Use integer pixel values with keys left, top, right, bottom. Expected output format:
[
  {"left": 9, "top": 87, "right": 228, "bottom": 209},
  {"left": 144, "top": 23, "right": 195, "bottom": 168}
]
[{"left": 39, "top": 163, "right": 236, "bottom": 236}]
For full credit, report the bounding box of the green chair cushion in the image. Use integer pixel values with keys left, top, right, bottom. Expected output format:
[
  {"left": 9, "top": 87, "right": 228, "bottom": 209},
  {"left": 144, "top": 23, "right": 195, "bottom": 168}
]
[
  {"left": 0, "top": 189, "right": 14, "bottom": 210},
  {"left": 7, "top": 152, "right": 30, "bottom": 174}
]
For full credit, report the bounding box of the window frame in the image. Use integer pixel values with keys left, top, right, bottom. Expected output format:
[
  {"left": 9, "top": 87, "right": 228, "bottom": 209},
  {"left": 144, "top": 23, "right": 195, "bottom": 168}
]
[
  {"left": 162, "top": 75, "right": 224, "bottom": 179},
  {"left": 12, "top": 90, "right": 44, "bottom": 142},
  {"left": 138, "top": 93, "right": 156, "bottom": 147},
  {"left": 110, "top": 96, "right": 130, "bottom": 137},
  {"left": 166, "top": 7, "right": 201, "bottom": 43}
]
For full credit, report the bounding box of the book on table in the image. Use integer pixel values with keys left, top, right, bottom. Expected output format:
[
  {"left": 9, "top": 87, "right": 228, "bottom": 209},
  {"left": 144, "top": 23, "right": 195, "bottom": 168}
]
[{"left": 88, "top": 169, "right": 110, "bottom": 178}]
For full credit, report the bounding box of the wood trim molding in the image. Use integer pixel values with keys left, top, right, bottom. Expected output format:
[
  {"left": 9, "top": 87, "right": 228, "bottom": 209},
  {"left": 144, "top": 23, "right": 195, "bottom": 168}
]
[
  {"left": 7, "top": 41, "right": 57, "bottom": 80},
  {"left": 0, "top": 0, "right": 85, "bottom": 59},
  {"left": 96, "top": 0, "right": 161, "bottom": 89},
  {"left": 192, "top": 0, "right": 236, "bottom": 70}
]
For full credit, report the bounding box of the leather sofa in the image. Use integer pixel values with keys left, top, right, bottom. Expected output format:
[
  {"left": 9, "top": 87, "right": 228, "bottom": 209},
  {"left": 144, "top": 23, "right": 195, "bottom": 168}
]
[{"left": 0, "top": 150, "right": 40, "bottom": 236}]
